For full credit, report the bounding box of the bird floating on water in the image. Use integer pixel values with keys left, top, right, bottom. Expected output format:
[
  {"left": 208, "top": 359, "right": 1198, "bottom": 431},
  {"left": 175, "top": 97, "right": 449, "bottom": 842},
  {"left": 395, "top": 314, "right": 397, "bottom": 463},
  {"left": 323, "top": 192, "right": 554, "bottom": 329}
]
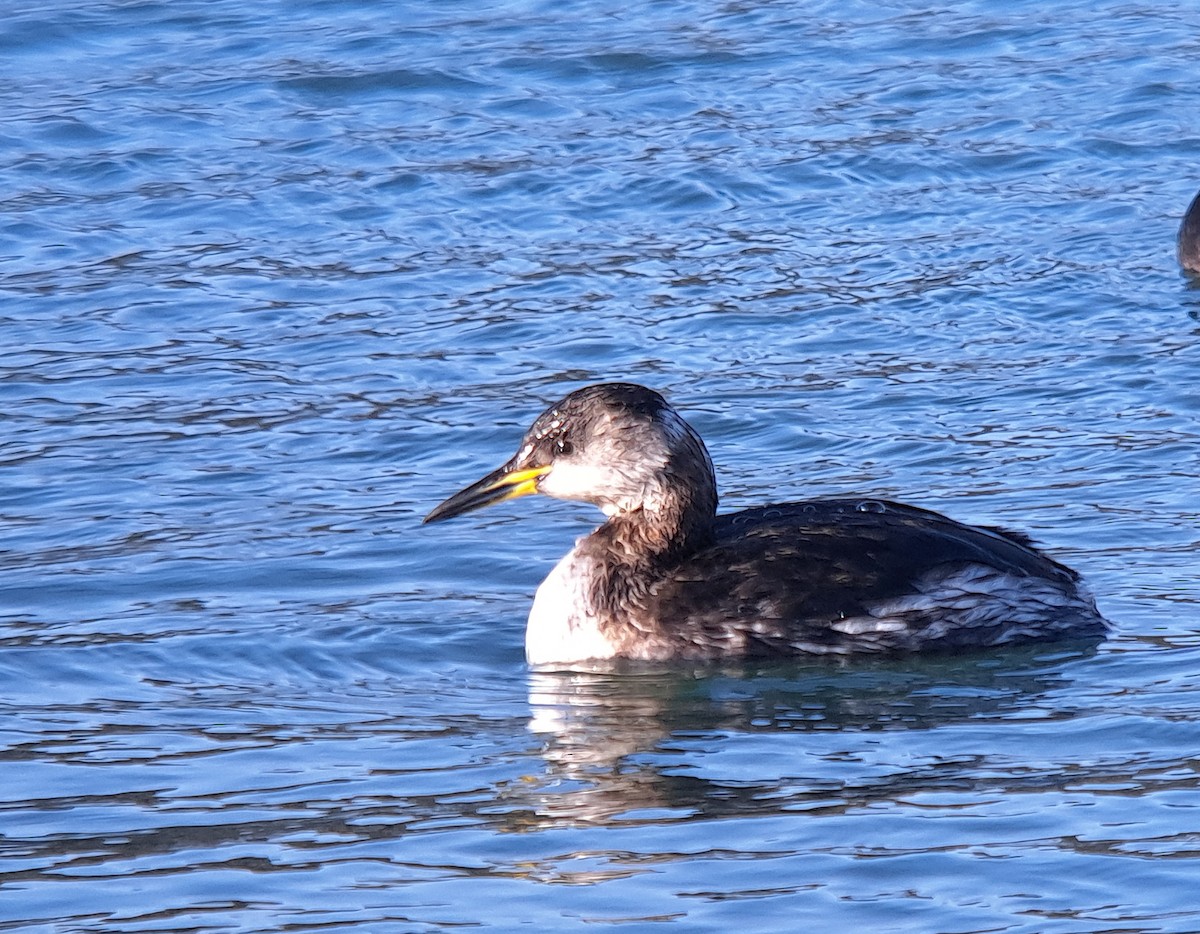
[
  {"left": 424, "top": 383, "right": 1108, "bottom": 665},
  {"left": 1180, "top": 188, "right": 1200, "bottom": 275}
]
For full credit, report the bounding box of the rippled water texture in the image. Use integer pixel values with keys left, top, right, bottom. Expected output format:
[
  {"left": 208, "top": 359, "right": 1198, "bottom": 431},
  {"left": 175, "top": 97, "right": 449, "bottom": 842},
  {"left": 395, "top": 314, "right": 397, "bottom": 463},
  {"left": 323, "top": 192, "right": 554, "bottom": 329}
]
[{"left": 3, "top": 0, "right": 1200, "bottom": 931}]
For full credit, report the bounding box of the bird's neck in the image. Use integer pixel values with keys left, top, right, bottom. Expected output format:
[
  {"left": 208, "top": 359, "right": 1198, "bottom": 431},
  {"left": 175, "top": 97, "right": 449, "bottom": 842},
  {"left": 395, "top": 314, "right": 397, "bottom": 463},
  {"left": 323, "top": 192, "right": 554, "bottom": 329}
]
[
  {"left": 525, "top": 487, "right": 716, "bottom": 666},
  {"left": 587, "top": 488, "right": 716, "bottom": 612}
]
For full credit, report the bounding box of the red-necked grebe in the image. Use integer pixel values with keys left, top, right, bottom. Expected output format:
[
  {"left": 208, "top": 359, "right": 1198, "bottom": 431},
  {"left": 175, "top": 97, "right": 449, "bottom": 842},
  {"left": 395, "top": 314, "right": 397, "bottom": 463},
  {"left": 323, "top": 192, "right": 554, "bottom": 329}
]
[{"left": 424, "top": 383, "right": 1108, "bottom": 665}]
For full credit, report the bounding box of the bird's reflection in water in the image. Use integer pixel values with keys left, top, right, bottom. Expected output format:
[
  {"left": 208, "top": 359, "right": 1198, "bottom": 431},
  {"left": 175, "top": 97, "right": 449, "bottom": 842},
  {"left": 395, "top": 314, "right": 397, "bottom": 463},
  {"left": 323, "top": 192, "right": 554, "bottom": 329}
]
[{"left": 520, "top": 645, "right": 1101, "bottom": 828}]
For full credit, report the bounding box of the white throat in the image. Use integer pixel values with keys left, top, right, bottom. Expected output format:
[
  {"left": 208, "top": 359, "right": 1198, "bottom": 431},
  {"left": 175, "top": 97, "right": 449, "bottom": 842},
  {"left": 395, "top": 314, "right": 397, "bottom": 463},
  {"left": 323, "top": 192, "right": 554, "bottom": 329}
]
[{"left": 524, "top": 541, "right": 621, "bottom": 666}]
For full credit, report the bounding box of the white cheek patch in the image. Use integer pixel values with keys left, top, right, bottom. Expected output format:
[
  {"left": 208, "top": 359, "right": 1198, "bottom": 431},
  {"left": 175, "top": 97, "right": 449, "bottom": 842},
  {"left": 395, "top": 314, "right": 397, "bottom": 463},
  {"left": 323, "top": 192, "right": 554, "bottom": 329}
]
[
  {"left": 539, "top": 460, "right": 620, "bottom": 512},
  {"left": 537, "top": 456, "right": 633, "bottom": 513},
  {"left": 534, "top": 421, "right": 678, "bottom": 515}
]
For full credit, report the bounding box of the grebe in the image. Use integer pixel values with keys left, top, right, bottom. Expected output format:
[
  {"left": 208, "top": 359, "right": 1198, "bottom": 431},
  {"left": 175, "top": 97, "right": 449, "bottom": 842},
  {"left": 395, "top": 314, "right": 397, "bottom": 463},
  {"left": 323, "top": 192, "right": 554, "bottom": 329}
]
[
  {"left": 1181, "top": 188, "right": 1200, "bottom": 274},
  {"left": 424, "top": 383, "right": 1108, "bottom": 665}
]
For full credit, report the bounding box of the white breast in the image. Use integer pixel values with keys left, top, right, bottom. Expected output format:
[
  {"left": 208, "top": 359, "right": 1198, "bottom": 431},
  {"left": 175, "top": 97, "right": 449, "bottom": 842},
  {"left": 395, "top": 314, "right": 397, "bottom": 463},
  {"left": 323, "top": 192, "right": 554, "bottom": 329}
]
[{"left": 525, "top": 545, "right": 622, "bottom": 667}]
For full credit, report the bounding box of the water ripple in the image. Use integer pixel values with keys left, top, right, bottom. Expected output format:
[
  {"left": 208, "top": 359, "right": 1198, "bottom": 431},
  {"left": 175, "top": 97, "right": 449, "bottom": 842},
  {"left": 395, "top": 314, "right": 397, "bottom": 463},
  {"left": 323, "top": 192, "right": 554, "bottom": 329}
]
[{"left": 3, "top": 0, "right": 1200, "bottom": 929}]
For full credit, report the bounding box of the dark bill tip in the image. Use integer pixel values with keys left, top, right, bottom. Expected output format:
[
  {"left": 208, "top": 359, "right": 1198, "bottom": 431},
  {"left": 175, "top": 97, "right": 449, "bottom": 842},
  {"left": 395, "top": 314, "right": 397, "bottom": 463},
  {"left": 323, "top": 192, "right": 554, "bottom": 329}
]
[{"left": 423, "top": 463, "right": 549, "bottom": 524}]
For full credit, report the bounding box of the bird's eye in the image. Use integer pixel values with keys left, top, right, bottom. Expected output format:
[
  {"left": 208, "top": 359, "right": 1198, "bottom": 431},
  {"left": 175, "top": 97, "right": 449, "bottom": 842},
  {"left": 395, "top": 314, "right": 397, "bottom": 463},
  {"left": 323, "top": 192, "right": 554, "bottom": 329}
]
[{"left": 556, "top": 437, "right": 574, "bottom": 456}]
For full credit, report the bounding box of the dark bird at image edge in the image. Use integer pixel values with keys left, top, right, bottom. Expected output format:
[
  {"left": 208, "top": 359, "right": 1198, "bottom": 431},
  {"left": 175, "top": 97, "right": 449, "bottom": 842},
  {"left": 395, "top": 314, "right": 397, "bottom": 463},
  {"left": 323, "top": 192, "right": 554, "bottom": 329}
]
[{"left": 1180, "top": 188, "right": 1200, "bottom": 275}]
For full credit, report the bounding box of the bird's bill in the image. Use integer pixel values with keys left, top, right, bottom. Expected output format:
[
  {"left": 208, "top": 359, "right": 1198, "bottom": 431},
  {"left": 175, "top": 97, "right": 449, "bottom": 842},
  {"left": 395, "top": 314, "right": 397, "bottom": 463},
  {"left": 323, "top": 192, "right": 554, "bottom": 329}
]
[{"left": 423, "top": 462, "right": 551, "bottom": 523}]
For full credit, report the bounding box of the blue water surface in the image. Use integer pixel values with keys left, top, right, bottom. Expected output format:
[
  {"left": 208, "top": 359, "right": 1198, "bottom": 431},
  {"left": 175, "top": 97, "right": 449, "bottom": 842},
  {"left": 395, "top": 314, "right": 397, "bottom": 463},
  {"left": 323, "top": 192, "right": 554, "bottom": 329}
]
[{"left": 2, "top": 0, "right": 1200, "bottom": 931}]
